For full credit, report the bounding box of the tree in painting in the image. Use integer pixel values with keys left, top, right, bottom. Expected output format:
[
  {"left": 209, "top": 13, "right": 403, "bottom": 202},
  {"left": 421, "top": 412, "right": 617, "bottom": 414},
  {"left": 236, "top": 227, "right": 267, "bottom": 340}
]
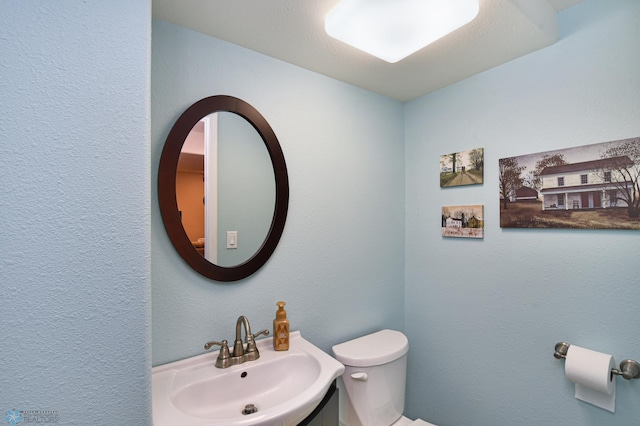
[
  {"left": 499, "top": 157, "right": 525, "bottom": 210},
  {"left": 468, "top": 148, "right": 484, "bottom": 171},
  {"left": 449, "top": 152, "right": 458, "bottom": 174},
  {"left": 599, "top": 138, "right": 640, "bottom": 218}
]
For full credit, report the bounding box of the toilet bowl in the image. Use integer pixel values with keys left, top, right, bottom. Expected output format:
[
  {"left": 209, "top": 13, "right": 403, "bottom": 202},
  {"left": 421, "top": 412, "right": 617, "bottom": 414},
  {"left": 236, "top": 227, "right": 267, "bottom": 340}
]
[{"left": 332, "top": 330, "right": 437, "bottom": 426}]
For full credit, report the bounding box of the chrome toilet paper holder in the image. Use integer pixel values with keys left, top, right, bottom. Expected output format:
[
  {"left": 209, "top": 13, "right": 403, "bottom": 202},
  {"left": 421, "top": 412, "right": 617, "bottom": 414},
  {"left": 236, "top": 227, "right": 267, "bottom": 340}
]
[{"left": 554, "top": 342, "right": 640, "bottom": 380}]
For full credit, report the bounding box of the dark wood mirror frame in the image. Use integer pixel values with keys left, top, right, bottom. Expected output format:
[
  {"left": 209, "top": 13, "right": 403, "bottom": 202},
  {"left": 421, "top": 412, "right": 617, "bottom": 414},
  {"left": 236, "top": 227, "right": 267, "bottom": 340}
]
[{"left": 158, "top": 95, "right": 289, "bottom": 282}]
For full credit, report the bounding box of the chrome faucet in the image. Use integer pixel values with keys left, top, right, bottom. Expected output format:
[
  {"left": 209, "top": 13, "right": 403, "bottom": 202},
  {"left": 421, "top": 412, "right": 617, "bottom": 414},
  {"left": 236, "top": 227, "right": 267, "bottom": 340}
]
[{"left": 204, "top": 315, "right": 269, "bottom": 368}]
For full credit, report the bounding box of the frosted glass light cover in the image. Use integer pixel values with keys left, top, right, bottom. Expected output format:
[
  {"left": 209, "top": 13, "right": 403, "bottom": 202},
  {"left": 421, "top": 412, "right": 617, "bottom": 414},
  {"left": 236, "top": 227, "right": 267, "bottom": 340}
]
[{"left": 325, "top": 0, "right": 480, "bottom": 63}]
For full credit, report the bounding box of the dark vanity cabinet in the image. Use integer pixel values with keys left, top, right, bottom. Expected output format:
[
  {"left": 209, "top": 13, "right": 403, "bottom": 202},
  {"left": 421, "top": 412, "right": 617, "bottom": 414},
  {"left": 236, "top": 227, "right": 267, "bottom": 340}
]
[{"left": 298, "top": 380, "right": 338, "bottom": 426}]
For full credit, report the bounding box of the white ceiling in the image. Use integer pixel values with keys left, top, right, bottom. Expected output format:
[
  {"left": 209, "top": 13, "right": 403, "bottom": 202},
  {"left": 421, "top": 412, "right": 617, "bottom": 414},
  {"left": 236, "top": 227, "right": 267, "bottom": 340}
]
[{"left": 152, "top": 0, "right": 584, "bottom": 102}]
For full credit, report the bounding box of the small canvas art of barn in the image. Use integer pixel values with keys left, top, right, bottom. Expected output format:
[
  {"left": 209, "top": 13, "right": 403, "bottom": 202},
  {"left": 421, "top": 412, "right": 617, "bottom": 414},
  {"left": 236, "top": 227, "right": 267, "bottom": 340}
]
[{"left": 442, "top": 205, "right": 484, "bottom": 238}]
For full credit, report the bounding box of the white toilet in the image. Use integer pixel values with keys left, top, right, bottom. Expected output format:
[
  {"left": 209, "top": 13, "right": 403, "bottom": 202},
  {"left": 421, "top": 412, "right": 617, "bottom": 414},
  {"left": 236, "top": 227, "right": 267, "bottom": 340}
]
[{"left": 332, "top": 329, "right": 437, "bottom": 426}]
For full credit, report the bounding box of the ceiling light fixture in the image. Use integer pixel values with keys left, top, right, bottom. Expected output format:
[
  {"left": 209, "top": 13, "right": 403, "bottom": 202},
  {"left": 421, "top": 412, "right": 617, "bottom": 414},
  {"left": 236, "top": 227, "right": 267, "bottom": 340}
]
[{"left": 325, "top": 0, "right": 480, "bottom": 63}]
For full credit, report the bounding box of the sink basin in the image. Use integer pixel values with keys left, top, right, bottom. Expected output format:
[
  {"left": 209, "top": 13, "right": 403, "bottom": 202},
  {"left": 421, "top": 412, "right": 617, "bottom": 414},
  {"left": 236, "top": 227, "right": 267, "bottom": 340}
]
[{"left": 152, "top": 331, "right": 345, "bottom": 426}]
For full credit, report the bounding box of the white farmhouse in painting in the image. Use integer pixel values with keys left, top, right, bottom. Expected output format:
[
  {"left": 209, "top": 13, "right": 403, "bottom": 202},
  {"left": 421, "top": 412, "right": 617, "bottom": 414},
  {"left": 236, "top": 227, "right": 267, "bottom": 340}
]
[
  {"left": 445, "top": 217, "right": 463, "bottom": 228},
  {"left": 539, "top": 156, "right": 633, "bottom": 210}
]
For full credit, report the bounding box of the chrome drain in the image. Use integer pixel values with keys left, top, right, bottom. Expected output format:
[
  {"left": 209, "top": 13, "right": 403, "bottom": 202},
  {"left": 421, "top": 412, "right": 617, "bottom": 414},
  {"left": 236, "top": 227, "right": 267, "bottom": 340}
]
[{"left": 242, "top": 404, "right": 258, "bottom": 415}]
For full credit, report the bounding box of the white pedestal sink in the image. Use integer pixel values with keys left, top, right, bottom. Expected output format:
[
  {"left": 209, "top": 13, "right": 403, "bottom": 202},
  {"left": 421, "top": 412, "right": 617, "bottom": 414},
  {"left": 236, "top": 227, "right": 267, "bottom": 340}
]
[{"left": 152, "top": 331, "right": 345, "bottom": 426}]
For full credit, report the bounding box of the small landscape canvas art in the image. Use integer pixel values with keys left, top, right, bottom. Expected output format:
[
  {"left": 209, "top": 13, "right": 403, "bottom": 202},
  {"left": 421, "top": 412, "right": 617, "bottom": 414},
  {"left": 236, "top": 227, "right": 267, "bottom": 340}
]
[
  {"left": 440, "top": 148, "right": 484, "bottom": 187},
  {"left": 499, "top": 136, "right": 640, "bottom": 229},
  {"left": 441, "top": 205, "right": 484, "bottom": 238}
]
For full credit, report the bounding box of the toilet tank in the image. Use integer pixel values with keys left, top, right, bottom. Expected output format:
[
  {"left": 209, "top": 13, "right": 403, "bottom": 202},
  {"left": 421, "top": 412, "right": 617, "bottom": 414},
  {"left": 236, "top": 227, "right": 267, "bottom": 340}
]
[{"left": 332, "top": 330, "right": 409, "bottom": 426}]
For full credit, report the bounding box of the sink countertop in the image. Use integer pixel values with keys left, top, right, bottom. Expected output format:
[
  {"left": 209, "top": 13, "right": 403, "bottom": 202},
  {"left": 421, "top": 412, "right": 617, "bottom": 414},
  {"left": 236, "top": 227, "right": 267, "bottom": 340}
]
[{"left": 152, "top": 330, "right": 345, "bottom": 426}]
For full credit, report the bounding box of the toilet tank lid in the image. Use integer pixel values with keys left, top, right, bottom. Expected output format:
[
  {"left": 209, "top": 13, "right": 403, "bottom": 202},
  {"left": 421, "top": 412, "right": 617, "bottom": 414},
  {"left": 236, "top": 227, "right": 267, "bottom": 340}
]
[{"left": 332, "top": 329, "right": 409, "bottom": 367}]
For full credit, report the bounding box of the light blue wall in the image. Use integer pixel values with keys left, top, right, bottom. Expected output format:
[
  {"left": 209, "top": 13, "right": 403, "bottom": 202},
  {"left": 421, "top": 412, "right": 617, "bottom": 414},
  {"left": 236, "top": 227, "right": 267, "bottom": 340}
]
[
  {"left": 4, "top": 1, "right": 638, "bottom": 425},
  {"left": 0, "top": 1, "right": 151, "bottom": 425},
  {"left": 151, "top": 20, "right": 406, "bottom": 365},
  {"left": 404, "top": 1, "right": 640, "bottom": 425}
]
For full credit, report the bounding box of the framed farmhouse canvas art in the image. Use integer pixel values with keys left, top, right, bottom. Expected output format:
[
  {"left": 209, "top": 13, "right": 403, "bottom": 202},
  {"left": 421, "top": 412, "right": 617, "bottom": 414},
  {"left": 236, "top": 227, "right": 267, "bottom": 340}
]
[
  {"left": 440, "top": 148, "right": 484, "bottom": 187},
  {"left": 499, "top": 137, "right": 640, "bottom": 229},
  {"left": 442, "top": 205, "right": 484, "bottom": 238}
]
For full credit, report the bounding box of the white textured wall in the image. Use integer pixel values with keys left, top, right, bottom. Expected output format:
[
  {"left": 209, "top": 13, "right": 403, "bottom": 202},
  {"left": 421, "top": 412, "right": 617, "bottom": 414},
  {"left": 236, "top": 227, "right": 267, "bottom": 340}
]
[
  {"left": 151, "top": 20, "right": 406, "bottom": 365},
  {"left": 0, "top": 1, "right": 151, "bottom": 424},
  {"left": 404, "top": 1, "right": 640, "bottom": 424}
]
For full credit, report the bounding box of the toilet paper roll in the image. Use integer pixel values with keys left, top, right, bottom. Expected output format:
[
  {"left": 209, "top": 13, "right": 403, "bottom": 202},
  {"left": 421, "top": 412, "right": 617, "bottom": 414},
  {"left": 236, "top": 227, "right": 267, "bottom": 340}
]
[{"left": 565, "top": 345, "right": 616, "bottom": 412}]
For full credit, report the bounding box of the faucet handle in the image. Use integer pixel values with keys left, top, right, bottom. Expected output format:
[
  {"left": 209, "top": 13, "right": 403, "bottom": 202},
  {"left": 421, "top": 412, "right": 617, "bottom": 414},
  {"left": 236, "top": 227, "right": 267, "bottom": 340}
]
[
  {"left": 204, "top": 339, "right": 228, "bottom": 351},
  {"left": 252, "top": 329, "right": 270, "bottom": 339},
  {"left": 204, "top": 340, "right": 232, "bottom": 368},
  {"left": 245, "top": 329, "right": 270, "bottom": 361},
  {"left": 246, "top": 329, "right": 269, "bottom": 351}
]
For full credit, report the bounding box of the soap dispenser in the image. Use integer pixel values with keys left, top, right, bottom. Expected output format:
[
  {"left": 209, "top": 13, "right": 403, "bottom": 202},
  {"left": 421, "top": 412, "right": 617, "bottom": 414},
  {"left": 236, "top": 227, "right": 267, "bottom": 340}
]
[{"left": 273, "top": 301, "right": 290, "bottom": 351}]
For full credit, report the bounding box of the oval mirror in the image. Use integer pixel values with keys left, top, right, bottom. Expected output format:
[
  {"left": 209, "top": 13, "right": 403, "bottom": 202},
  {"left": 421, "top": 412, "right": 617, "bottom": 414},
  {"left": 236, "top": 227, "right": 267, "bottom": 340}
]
[{"left": 158, "top": 96, "right": 289, "bottom": 281}]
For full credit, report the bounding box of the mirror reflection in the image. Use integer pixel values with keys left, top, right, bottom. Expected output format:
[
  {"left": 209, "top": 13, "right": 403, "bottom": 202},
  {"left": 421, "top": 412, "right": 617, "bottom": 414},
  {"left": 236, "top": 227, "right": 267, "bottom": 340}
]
[
  {"left": 158, "top": 95, "right": 288, "bottom": 282},
  {"left": 177, "top": 112, "right": 276, "bottom": 267}
]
